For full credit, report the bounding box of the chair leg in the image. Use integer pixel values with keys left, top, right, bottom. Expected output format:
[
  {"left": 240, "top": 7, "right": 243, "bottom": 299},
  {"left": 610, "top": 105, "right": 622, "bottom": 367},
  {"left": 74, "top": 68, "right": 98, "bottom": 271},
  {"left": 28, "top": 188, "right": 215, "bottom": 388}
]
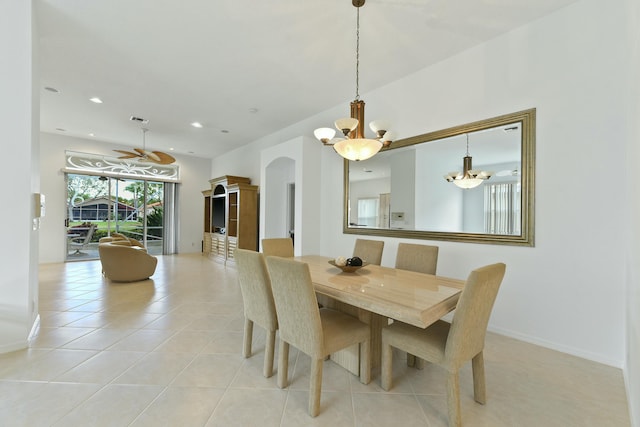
[
  {"left": 309, "top": 357, "right": 323, "bottom": 417},
  {"left": 359, "top": 339, "right": 371, "bottom": 384},
  {"left": 263, "top": 329, "right": 276, "bottom": 378},
  {"left": 446, "top": 371, "right": 462, "bottom": 427},
  {"left": 380, "top": 341, "right": 393, "bottom": 391},
  {"left": 407, "top": 353, "right": 416, "bottom": 367},
  {"left": 242, "top": 318, "right": 253, "bottom": 358},
  {"left": 277, "top": 339, "right": 289, "bottom": 389},
  {"left": 472, "top": 351, "right": 486, "bottom": 404}
]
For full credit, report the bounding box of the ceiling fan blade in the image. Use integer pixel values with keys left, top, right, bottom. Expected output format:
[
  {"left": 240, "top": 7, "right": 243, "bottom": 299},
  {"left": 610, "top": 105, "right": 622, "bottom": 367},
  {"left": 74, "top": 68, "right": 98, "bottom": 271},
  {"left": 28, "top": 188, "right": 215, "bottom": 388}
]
[
  {"left": 143, "top": 151, "right": 162, "bottom": 162},
  {"left": 495, "top": 169, "right": 519, "bottom": 177},
  {"left": 114, "top": 147, "right": 174, "bottom": 164},
  {"left": 150, "top": 151, "right": 176, "bottom": 164},
  {"left": 113, "top": 149, "right": 141, "bottom": 159}
]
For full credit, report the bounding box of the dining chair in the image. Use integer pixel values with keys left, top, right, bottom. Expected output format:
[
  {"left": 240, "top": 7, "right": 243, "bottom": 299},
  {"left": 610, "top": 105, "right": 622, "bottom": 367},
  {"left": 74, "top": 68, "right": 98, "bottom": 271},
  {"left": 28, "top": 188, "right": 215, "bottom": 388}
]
[
  {"left": 265, "top": 256, "right": 371, "bottom": 417},
  {"left": 395, "top": 242, "right": 439, "bottom": 275},
  {"left": 234, "top": 249, "right": 278, "bottom": 378},
  {"left": 352, "top": 238, "right": 384, "bottom": 265},
  {"left": 380, "top": 263, "right": 506, "bottom": 427},
  {"left": 262, "top": 237, "right": 294, "bottom": 257},
  {"left": 394, "top": 242, "right": 440, "bottom": 367}
]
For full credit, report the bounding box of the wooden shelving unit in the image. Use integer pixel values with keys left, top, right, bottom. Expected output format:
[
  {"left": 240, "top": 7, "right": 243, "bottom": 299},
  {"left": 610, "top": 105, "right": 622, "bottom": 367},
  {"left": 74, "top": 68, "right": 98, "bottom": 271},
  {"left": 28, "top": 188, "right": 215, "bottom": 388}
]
[{"left": 202, "top": 175, "right": 258, "bottom": 263}]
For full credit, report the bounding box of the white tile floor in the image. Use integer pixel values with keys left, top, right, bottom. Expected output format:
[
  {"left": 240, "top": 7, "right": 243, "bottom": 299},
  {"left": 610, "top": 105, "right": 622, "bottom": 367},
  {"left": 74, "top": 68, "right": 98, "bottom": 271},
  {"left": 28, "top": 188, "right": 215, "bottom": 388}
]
[{"left": 0, "top": 254, "right": 630, "bottom": 426}]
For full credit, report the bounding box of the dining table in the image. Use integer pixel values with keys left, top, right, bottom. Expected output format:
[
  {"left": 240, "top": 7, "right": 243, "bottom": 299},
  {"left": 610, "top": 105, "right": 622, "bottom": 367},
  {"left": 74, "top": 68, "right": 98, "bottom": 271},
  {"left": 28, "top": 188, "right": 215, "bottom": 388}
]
[{"left": 296, "top": 255, "right": 465, "bottom": 373}]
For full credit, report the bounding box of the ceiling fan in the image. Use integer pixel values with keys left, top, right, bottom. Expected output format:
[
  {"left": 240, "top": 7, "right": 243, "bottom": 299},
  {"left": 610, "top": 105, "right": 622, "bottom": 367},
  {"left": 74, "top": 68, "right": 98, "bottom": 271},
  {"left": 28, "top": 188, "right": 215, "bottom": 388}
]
[
  {"left": 114, "top": 128, "right": 176, "bottom": 165},
  {"left": 495, "top": 169, "right": 520, "bottom": 177}
]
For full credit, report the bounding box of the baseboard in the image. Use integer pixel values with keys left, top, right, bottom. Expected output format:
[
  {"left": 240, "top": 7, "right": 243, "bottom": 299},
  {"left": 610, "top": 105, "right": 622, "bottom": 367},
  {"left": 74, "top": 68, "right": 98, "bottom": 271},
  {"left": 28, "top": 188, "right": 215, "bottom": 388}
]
[
  {"left": 0, "top": 339, "right": 28, "bottom": 354},
  {"left": 488, "top": 325, "right": 624, "bottom": 368}
]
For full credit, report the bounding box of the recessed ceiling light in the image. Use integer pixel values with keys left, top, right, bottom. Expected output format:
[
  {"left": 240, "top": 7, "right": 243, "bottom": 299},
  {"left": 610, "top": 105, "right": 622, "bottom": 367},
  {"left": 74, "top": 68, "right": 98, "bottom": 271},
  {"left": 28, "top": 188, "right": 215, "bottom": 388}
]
[
  {"left": 44, "top": 86, "right": 59, "bottom": 93},
  {"left": 249, "top": 108, "right": 258, "bottom": 114},
  {"left": 89, "top": 97, "right": 103, "bottom": 104},
  {"left": 191, "top": 122, "right": 203, "bottom": 128},
  {"left": 89, "top": 133, "right": 95, "bottom": 137},
  {"left": 169, "top": 148, "right": 174, "bottom": 151}
]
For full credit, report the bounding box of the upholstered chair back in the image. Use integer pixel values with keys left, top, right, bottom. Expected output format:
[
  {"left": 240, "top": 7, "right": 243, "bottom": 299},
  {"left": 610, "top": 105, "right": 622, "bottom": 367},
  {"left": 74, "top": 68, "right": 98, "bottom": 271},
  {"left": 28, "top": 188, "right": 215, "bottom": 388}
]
[
  {"left": 265, "top": 256, "right": 324, "bottom": 357},
  {"left": 445, "top": 263, "right": 506, "bottom": 369},
  {"left": 352, "top": 238, "right": 384, "bottom": 265},
  {"left": 395, "top": 243, "right": 439, "bottom": 275},
  {"left": 261, "top": 238, "right": 294, "bottom": 258},
  {"left": 235, "top": 249, "right": 278, "bottom": 332}
]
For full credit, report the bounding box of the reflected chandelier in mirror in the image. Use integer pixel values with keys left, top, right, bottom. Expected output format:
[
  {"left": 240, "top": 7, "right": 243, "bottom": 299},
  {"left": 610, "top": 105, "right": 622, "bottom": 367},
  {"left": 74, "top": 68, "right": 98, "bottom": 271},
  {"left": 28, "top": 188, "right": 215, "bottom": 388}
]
[{"left": 343, "top": 109, "right": 535, "bottom": 246}]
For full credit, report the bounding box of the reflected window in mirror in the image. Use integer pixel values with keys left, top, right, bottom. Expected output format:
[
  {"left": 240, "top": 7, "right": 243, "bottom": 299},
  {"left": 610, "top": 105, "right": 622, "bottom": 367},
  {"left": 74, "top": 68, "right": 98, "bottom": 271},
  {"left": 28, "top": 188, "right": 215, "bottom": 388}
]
[{"left": 343, "top": 109, "right": 535, "bottom": 246}]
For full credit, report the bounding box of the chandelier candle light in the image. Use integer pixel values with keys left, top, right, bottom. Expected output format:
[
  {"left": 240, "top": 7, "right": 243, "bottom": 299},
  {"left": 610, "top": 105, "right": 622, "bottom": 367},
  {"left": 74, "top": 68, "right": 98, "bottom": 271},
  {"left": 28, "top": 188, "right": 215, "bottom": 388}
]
[
  {"left": 443, "top": 133, "right": 493, "bottom": 189},
  {"left": 314, "top": 0, "right": 394, "bottom": 161}
]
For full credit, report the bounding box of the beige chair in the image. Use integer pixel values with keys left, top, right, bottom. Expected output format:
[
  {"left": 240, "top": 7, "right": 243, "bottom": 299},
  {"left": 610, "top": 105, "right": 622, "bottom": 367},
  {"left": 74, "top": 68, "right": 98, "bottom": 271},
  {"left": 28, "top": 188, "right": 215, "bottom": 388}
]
[
  {"left": 234, "top": 249, "right": 278, "bottom": 378},
  {"left": 265, "top": 256, "right": 371, "bottom": 417},
  {"left": 394, "top": 242, "right": 440, "bottom": 367},
  {"left": 381, "top": 263, "right": 506, "bottom": 427},
  {"left": 98, "top": 242, "right": 157, "bottom": 282},
  {"left": 100, "top": 232, "right": 145, "bottom": 248},
  {"left": 261, "top": 238, "right": 294, "bottom": 257},
  {"left": 395, "top": 243, "right": 439, "bottom": 275},
  {"left": 352, "top": 238, "right": 384, "bottom": 265}
]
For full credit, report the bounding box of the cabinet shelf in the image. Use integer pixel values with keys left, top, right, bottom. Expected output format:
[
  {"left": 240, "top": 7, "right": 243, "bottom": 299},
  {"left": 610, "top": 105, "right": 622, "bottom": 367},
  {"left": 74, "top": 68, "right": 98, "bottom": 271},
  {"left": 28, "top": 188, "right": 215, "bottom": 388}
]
[{"left": 203, "top": 175, "right": 258, "bottom": 263}]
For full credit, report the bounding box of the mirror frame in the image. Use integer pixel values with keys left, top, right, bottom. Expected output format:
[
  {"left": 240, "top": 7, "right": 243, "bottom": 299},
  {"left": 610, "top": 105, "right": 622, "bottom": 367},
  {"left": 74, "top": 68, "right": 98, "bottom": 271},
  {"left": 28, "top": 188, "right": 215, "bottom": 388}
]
[{"left": 343, "top": 108, "right": 536, "bottom": 246}]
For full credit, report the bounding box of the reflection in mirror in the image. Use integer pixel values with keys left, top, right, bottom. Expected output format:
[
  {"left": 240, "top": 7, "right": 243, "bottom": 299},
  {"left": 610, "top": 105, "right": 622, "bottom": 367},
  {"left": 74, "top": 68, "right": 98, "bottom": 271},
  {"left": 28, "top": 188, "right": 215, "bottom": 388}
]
[{"left": 344, "top": 109, "right": 535, "bottom": 246}]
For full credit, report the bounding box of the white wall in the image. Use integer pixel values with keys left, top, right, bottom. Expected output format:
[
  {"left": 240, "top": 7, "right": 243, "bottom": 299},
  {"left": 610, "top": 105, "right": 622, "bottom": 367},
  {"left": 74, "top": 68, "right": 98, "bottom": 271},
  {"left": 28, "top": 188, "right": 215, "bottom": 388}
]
[
  {"left": 0, "top": 0, "right": 39, "bottom": 353},
  {"left": 212, "top": 0, "right": 630, "bottom": 369},
  {"left": 263, "top": 157, "right": 295, "bottom": 240},
  {"left": 624, "top": 0, "right": 640, "bottom": 424},
  {"left": 39, "top": 133, "right": 211, "bottom": 263},
  {"left": 259, "top": 137, "right": 322, "bottom": 256}
]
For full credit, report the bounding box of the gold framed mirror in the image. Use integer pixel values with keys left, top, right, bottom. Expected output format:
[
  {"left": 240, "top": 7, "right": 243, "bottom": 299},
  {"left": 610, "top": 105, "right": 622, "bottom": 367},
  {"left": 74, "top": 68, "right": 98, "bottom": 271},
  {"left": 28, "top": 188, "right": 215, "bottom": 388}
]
[{"left": 343, "top": 108, "right": 535, "bottom": 246}]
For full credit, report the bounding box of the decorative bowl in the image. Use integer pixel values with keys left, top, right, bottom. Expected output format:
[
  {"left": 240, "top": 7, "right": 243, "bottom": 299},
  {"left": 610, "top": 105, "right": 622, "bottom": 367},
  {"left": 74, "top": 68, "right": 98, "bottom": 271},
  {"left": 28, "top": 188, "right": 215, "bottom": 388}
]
[{"left": 328, "top": 259, "right": 369, "bottom": 273}]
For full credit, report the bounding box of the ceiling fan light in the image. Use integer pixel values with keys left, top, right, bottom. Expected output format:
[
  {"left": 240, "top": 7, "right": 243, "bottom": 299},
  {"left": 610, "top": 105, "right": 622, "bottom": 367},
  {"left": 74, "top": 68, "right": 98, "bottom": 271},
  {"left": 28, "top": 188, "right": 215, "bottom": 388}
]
[
  {"left": 333, "top": 138, "right": 382, "bottom": 161},
  {"left": 314, "top": 127, "right": 336, "bottom": 145}
]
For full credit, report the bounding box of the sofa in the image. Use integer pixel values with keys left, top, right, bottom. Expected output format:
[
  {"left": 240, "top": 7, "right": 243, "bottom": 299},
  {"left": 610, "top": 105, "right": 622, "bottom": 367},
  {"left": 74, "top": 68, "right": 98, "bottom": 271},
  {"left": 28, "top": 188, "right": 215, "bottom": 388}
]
[{"left": 98, "top": 241, "right": 157, "bottom": 282}]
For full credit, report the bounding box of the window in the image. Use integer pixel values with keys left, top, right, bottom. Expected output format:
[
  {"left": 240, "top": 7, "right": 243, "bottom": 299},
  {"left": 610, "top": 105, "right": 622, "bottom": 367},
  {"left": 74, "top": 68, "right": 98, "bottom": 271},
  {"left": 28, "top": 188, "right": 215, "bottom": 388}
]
[
  {"left": 357, "top": 198, "right": 380, "bottom": 227},
  {"left": 484, "top": 182, "right": 521, "bottom": 235}
]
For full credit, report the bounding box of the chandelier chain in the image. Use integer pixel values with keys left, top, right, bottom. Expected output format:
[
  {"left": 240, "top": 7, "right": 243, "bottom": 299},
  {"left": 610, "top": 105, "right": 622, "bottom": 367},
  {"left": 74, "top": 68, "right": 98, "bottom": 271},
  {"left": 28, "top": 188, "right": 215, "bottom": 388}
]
[{"left": 355, "top": 6, "right": 360, "bottom": 101}]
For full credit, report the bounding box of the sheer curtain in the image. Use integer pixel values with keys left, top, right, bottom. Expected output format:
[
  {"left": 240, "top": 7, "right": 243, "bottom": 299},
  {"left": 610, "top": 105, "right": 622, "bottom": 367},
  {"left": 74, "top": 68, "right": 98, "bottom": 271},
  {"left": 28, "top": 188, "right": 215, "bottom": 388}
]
[
  {"left": 357, "top": 198, "right": 380, "bottom": 227},
  {"left": 484, "top": 182, "right": 521, "bottom": 234},
  {"left": 163, "top": 183, "right": 178, "bottom": 254}
]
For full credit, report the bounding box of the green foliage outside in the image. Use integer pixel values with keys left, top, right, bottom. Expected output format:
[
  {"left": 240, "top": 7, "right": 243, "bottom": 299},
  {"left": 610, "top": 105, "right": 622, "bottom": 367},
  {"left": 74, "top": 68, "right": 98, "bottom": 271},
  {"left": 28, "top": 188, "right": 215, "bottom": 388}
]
[{"left": 67, "top": 174, "right": 164, "bottom": 244}]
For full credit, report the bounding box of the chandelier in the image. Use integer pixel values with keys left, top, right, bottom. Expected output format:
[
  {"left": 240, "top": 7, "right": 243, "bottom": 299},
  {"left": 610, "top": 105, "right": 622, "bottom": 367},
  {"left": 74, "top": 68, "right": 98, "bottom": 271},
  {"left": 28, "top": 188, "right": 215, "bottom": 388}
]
[
  {"left": 313, "top": 0, "right": 394, "bottom": 162},
  {"left": 443, "top": 134, "right": 493, "bottom": 189}
]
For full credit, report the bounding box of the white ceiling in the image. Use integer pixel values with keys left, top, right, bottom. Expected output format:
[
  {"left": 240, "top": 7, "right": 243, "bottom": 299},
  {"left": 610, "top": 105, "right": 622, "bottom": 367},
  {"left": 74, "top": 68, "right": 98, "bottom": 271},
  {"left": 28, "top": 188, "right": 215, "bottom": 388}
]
[{"left": 37, "top": 0, "right": 579, "bottom": 160}]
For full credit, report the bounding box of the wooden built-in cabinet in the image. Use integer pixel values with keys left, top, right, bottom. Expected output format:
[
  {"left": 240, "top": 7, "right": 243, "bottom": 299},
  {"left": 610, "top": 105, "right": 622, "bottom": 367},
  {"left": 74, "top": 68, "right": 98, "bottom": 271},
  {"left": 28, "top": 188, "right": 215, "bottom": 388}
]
[{"left": 202, "top": 175, "right": 258, "bottom": 262}]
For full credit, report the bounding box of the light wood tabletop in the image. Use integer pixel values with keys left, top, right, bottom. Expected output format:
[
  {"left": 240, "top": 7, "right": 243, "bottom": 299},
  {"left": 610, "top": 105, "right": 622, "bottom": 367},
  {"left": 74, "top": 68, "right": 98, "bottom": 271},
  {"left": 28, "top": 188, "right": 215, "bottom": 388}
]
[
  {"left": 297, "top": 255, "right": 464, "bottom": 328},
  {"left": 292, "top": 255, "right": 465, "bottom": 372}
]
